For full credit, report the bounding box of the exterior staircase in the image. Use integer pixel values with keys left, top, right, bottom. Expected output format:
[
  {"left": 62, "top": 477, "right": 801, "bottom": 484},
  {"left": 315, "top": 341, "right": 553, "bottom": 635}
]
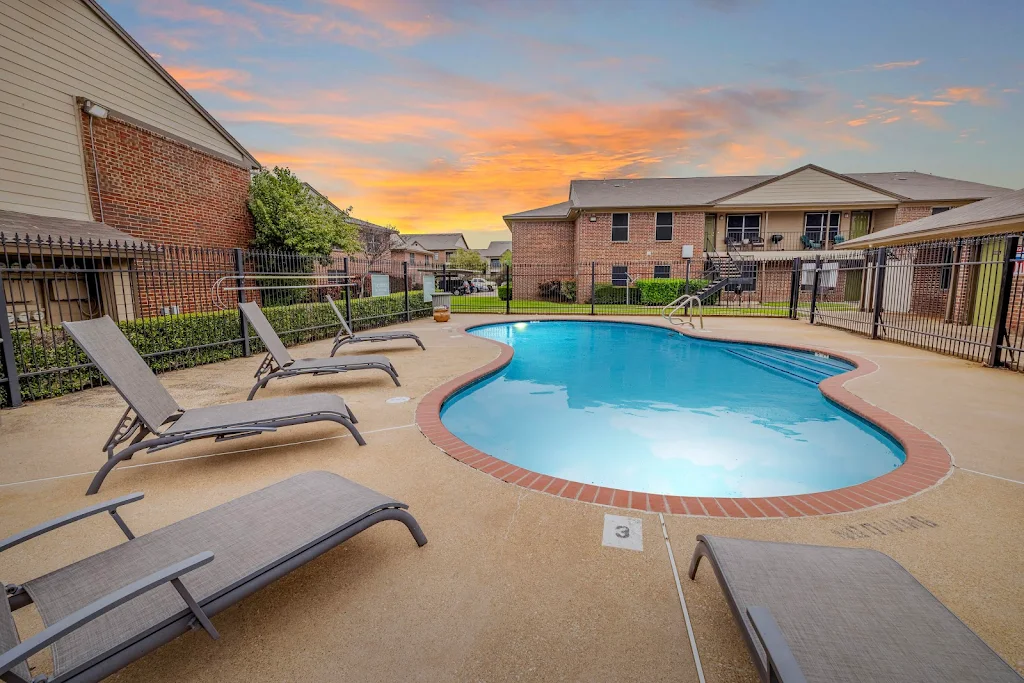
[{"left": 689, "top": 253, "right": 742, "bottom": 301}]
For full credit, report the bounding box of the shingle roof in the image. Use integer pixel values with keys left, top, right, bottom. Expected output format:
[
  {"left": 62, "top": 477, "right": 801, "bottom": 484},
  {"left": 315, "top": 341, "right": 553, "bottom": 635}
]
[
  {"left": 390, "top": 234, "right": 433, "bottom": 254},
  {"left": 0, "top": 210, "right": 144, "bottom": 246},
  {"left": 477, "top": 241, "right": 512, "bottom": 257},
  {"left": 842, "top": 172, "right": 1011, "bottom": 202},
  {"left": 570, "top": 176, "right": 771, "bottom": 208},
  {"left": 505, "top": 167, "right": 1012, "bottom": 219},
  {"left": 403, "top": 233, "right": 468, "bottom": 250},
  {"left": 841, "top": 187, "right": 1024, "bottom": 248}
]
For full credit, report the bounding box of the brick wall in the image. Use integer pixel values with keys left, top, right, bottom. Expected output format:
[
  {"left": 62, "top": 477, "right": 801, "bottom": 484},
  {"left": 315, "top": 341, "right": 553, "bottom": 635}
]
[
  {"left": 81, "top": 113, "right": 253, "bottom": 248},
  {"left": 509, "top": 219, "right": 576, "bottom": 300},
  {"left": 894, "top": 204, "right": 934, "bottom": 226}
]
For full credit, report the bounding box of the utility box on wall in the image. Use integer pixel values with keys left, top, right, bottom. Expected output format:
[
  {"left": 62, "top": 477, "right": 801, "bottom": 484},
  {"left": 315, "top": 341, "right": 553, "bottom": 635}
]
[{"left": 681, "top": 244, "right": 694, "bottom": 259}]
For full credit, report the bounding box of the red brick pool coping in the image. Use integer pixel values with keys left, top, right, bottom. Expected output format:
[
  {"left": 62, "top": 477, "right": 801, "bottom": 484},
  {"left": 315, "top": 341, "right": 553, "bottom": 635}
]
[{"left": 415, "top": 319, "right": 952, "bottom": 517}]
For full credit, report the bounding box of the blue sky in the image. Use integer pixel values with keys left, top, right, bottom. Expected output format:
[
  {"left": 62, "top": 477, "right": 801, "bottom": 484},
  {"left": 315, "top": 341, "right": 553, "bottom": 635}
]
[{"left": 108, "top": 0, "right": 1024, "bottom": 247}]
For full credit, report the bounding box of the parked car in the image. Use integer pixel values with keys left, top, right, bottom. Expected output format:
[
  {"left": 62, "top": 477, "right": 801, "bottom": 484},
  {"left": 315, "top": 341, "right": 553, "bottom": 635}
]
[{"left": 470, "top": 277, "right": 496, "bottom": 292}]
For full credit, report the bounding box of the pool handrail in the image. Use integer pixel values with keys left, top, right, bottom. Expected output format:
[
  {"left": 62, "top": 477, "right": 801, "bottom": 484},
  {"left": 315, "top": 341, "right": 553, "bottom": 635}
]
[{"left": 662, "top": 294, "right": 703, "bottom": 329}]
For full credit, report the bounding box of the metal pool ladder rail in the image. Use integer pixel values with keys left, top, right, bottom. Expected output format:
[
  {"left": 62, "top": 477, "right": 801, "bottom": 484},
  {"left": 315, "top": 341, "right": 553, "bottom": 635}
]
[{"left": 662, "top": 294, "right": 703, "bottom": 329}]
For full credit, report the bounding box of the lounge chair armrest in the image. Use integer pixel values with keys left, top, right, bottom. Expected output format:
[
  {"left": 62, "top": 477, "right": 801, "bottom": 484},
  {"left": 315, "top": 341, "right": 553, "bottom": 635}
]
[
  {"left": 0, "top": 493, "right": 144, "bottom": 553},
  {"left": 747, "top": 607, "right": 807, "bottom": 683},
  {"left": 0, "top": 552, "right": 214, "bottom": 677}
]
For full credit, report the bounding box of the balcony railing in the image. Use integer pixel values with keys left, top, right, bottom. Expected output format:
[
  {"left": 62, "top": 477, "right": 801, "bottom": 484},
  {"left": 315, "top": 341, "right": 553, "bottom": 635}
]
[{"left": 722, "top": 230, "right": 851, "bottom": 253}]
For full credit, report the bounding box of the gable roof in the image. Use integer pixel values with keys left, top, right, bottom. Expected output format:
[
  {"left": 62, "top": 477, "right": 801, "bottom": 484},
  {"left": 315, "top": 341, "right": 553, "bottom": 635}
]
[
  {"left": 81, "top": 0, "right": 259, "bottom": 168},
  {"left": 477, "top": 240, "right": 512, "bottom": 257},
  {"left": 390, "top": 234, "right": 433, "bottom": 255},
  {"left": 505, "top": 165, "right": 1012, "bottom": 220},
  {"left": 503, "top": 201, "right": 575, "bottom": 220},
  {"left": 404, "top": 233, "right": 468, "bottom": 250},
  {"left": 714, "top": 164, "right": 905, "bottom": 205},
  {"left": 841, "top": 187, "right": 1024, "bottom": 248}
]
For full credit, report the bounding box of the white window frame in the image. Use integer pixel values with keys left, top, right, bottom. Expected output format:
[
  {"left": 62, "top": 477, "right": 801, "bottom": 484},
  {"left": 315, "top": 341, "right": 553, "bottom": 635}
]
[{"left": 725, "top": 214, "right": 761, "bottom": 244}]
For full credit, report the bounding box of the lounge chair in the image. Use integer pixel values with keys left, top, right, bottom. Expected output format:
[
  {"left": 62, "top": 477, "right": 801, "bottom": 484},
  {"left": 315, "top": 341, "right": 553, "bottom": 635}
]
[
  {"left": 62, "top": 317, "right": 365, "bottom": 496},
  {"left": 0, "top": 471, "right": 426, "bottom": 683},
  {"left": 800, "top": 234, "right": 823, "bottom": 250},
  {"left": 688, "top": 535, "right": 1023, "bottom": 683},
  {"left": 324, "top": 296, "right": 425, "bottom": 356},
  {"left": 239, "top": 302, "right": 400, "bottom": 399}
]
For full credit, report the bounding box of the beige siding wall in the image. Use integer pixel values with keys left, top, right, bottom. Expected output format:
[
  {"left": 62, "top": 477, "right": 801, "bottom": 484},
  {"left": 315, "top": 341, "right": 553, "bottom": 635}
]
[
  {"left": 0, "top": 0, "right": 243, "bottom": 220},
  {"left": 718, "top": 168, "right": 895, "bottom": 206}
]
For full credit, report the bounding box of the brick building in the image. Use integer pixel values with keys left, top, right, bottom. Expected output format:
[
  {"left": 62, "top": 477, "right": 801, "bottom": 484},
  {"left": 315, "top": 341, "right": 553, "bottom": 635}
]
[
  {"left": 505, "top": 164, "right": 1011, "bottom": 303},
  {"left": 1, "top": 0, "right": 261, "bottom": 321}
]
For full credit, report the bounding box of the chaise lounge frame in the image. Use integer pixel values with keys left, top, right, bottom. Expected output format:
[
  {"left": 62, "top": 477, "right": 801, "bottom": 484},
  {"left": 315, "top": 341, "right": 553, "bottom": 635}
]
[
  {"left": 1, "top": 471, "right": 426, "bottom": 683},
  {"left": 240, "top": 302, "right": 401, "bottom": 399},
  {"left": 63, "top": 317, "right": 365, "bottom": 496},
  {"left": 324, "top": 296, "right": 425, "bottom": 356}
]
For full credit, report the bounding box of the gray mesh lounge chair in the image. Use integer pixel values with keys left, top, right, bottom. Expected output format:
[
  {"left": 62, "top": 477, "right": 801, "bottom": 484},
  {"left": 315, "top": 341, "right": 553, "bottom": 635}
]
[
  {"left": 63, "top": 317, "right": 364, "bottom": 496},
  {"left": 240, "top": 302, "right": 400, "bottom": 400},
  {"left": 689, "top": 535, "right": 1023, "bottom": 683},
  {"left": 0, "top": 471, "right": 427, "bottom": 683},
  {"left": 324, "top": 296, "right": 425, "bottom": 356}
]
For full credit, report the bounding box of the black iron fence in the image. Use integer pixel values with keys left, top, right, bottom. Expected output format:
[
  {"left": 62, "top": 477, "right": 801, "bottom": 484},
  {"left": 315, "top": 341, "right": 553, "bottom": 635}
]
[
  {"left": 0, "top": 235, "right": 432, "bottom": 408},
  {"left": 3, "top": 232, "right": 1023, "bottom": 407}
]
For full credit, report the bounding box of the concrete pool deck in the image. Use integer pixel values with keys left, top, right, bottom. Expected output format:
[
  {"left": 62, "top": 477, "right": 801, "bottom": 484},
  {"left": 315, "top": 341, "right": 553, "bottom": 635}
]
[{"left": 0, "top": 315, "right": 1021, "bottom": 681}]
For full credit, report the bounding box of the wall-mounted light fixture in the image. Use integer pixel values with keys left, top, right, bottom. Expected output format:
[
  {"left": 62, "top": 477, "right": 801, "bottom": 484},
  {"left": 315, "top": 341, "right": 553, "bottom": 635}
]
[{"left": 81, "top": 100, "right": 108, "bottom": 118}]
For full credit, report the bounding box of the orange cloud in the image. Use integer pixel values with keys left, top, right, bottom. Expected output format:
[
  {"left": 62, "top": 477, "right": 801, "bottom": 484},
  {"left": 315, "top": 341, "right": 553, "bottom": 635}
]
[
  {"left": 164, "top": 65, "right": 258, "bottom": 102},
  {"left": 137, "top": 0, "right": 260, "bottom": 34},
  {"left": 936, "top": 86, "right": 994, "bottom": 105},
  {"left": 871, "top": 59, "right": 923, "bottom": 70}
]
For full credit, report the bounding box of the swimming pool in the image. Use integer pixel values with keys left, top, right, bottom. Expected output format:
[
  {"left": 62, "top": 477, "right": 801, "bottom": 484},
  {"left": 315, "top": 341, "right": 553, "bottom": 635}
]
[{"left": 440, "top": 321, "right": 904, "bottom": 498}]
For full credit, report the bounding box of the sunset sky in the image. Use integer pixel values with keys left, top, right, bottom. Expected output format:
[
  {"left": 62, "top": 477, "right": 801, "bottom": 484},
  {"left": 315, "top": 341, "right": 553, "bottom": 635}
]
[{"left": 108, "top": 0, "right": 1024, "bottom": 248}]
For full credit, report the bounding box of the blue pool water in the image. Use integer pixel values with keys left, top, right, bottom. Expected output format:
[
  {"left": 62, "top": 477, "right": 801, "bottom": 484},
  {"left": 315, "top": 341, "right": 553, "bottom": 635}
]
[{"left": 440, "top": 321, "right": 904, "bottom": 498}]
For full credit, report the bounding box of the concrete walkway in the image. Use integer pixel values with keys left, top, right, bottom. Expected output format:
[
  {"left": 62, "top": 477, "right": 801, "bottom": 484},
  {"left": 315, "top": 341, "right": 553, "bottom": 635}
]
[{"left": 0, "top": 315, "right": 1021, "bottom": 682}]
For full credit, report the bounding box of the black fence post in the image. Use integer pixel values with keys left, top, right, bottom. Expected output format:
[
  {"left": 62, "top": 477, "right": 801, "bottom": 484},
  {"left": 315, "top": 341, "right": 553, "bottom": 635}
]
[
  {"left": 871, "top": 249, "right": 888, "bottom": 339},
  {"left": 789, "top": 257, "right": 801, "bottom": 320},
  {"left": 986, "top": 235, "right": 1019, "bottom": 367},
  {"left": 233, "top": 248, "right": 251, "bottom": 357},
  {"left": 590, "top": 261, "right": 596, "bottom": 315},
  {"left": 505, "top": 263, "right": 511, "bottom": 314},
  {"left": 808, "top": 256, "right": 821, "bottom": 324},
  {"left": 0, "top": 276, "right": 22, "bottom": 408},
  {"left": 403, "top": 261, "right": 411, "bottom": 322},
  {"left": 343, "top": 256, "right": 352, "bottom": 328}
]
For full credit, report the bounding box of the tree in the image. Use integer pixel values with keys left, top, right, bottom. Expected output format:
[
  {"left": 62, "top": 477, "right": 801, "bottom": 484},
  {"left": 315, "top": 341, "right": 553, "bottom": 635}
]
[
  {"left": 447, "top": 248, "right": 487, "bottom": 273},
  {"left": 248, "top": 167, "right": 360, "bottom": 260},
  {"left": 360, "top": 223, "right": 398, "bottom": 268}
]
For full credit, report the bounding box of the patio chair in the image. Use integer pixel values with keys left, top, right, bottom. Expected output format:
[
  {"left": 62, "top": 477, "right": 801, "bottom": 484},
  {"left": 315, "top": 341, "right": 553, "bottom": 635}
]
[
  {"left": 324, "top": 296, "right": 425, "bottom": 356},
  {"left": 239, "top": 302, "right": 400, "bottom": 399},
  {"left": 62, "top": 317, "right": 365, "bottom": 496},
  {"left": 0, "top": 471, "right": 427, "bottom": 683},
  {"left": 800, "top": 234, "right": 822, "bottom": 250},
  {"left": 749, "top": 235, "right": 765, "bottom": 250},
  {"left": 688, "top": 535, "right": 1023, "bottom": 683}
]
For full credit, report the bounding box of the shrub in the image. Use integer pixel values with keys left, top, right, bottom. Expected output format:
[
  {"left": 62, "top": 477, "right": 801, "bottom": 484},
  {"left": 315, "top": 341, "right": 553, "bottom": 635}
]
[
  {"left": 633, "top": 278, "right": 711, "bottom": 306},
  {"left": 497, "top": 285, "right": 511, "bottom": 301},
  {"left": 537, "top": 279, "right": 577, "bottom": 302},
  {"left": 5, "top": 292, "right": 431, "bottom": 404},
  {"left": 593, "top": 284, "right": 642, "bottom": 304}
]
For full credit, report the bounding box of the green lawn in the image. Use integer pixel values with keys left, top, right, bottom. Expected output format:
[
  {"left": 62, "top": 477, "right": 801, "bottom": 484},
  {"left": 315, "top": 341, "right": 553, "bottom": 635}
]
[{"left": 449, "top": 297, "right": 794, "bottom": 317}]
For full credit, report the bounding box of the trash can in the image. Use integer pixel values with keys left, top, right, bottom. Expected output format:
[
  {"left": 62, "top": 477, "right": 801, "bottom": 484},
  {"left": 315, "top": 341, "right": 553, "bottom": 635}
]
[{"left": 432, "top": 292, "right": 452, "bottom": 322}]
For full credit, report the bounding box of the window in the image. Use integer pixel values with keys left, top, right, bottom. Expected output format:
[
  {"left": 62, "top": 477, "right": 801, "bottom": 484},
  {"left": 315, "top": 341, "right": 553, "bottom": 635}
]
[
  {"left": 409, "top": 254, "right": 415, "bottom": 266},
  {"left": 655, "top": 212, "right": 673, "bottom": 241},
  {"left": 932, "top": 207, "right": 951, "bottom": 215},
  {"left": 804, "top": 211, "right": 841, "bottom": 244},
  {"left": 611, "top": 265, "right": 629, "bottom": 286},
  {"left": 725, "top": 214, "right": 761, "bottom": 245},
  {"left": 939, "top": 245, "right": 955, "bottom": 290},
  {"left": 490, "top": 258, "right": 500, "bottom": 270},
  {"left": 611, "top": 213, "right": 629, "bottom": 242},
  {"left": 653, "top": 265, "right": 671, "bottom": 279}
]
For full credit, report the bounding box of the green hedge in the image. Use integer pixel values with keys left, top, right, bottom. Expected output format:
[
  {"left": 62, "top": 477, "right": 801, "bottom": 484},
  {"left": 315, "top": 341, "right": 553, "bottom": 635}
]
[
  {"left": 633, "top": 278, "right": 711, "bottom": 306},
  {"left": 497, "top": 285, "right": 511, "bottom": 301},
  {"left": 5, "top": 292, "right": 431, "bottom": 404},
  {"left": 593, "top": 284, "right": 642, "bottom": 304}
]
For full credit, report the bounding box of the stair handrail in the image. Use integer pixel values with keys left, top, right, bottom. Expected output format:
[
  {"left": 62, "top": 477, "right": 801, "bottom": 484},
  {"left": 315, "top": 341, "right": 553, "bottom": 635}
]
[{"left": 662, "top": 294, "right": 703, "bottom": 329}]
